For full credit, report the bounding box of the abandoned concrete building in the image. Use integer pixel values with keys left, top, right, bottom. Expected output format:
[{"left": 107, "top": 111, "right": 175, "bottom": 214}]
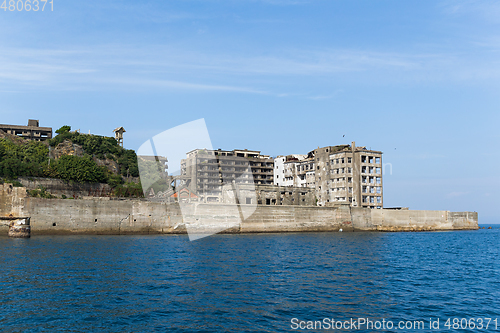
[
  {"left": 179, "top": 149, "right": 274, "bottom": 203},
  {"left": 0, "top": 119, "right": 52, "bottom": 141},
  {"left": 274, "top": 142, "right": 383, "bottom": 209},
  {"left": 274, "top": 154, "right": 315, "bottom": 188},
  {"left": 155, "top": 183, "right": 316, "bottom": 206},
  {"left": 169, "top": 142, "right": 383, "bottom": 208}
]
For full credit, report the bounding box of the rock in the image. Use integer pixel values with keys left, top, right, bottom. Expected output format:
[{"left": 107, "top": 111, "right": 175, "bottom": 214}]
[
  {"left": 8, "top": 218, "right": 31, "bottom": 238},
  {"left": 50, "top": 140, "right": 85, "bottom": 159},
  {"left": 94, "top": 157, "right": 120, "bottom": 174}
]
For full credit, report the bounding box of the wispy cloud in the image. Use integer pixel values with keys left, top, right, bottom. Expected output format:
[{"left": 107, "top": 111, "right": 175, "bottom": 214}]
[
  {"left": 0, "top": 42, "right": 499, "bottom": 94},
  {"left": 440, "top": 0, "right": 500, "bottom": 23},
  {"left": 306, "top": 90, "right": 344, "bottom": 100}
]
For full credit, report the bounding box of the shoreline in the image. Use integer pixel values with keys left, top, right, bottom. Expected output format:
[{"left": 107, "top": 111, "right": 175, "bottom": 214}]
[{"left": 1, "top": 184, "right": 478, "bottom": 237}]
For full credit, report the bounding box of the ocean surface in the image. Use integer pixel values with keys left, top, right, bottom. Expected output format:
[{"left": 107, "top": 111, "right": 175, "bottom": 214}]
[{"left": 0, "top": 226, "right": 499, "bottom": 332}]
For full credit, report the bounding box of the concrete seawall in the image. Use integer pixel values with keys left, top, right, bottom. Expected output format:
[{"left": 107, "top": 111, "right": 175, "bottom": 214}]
[{"left": 0, "top": 184, "right": 478, "bottom": 235}]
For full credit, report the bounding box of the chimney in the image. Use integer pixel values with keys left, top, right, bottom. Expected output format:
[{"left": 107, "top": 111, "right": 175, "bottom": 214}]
[{"left": 351, "top": 141, "right": 356, "bottom": 152}]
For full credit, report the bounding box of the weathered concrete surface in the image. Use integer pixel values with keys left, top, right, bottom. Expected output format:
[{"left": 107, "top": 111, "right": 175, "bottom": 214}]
[
  {"left": 240, "top": 204, "right": 353, "bottom": 233},
  {"left": 0, "top": 184, "right": 27, "bottom": 234},
  {"left": 0, "top": 183, "right": 478, "bottom": 235},
  {"left": 23, "top": 199, "right": 352, "bottom": 235},
  {"left": 18, "top": 177, "right": 112, "bottom": 198},
  {"left": 24, "top": 197, "right": 184, "bottom": 235},
  {"left": 366, "top": 209, "right": 478, "bottom": 231}
]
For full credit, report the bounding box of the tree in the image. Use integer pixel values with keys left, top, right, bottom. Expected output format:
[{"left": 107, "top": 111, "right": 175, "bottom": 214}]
[
  {"left": 55, "top": 155, "right": 107, "bottom": 183},
  {"left": 55, "top": 125, "right": 71, "bottom": 135}
]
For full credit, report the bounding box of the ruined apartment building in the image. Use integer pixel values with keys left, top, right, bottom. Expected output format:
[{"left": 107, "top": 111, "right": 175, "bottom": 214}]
[
  {"left": 180, "top": 149, "right": 274, "bottom": 203},
  {"left": 0, "top": 119, "right": 52, "bottom": 141},
  {"left": 274, "top": 154, "right": 316, "bottom": 188},
  {"left": 274, "top": 142, "right": 383, "bottom": 209}
]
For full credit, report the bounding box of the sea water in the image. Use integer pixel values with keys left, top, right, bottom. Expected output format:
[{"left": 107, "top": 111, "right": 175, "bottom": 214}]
[{"left": 0, "top": 226, "right": 499, "bottom": 332}]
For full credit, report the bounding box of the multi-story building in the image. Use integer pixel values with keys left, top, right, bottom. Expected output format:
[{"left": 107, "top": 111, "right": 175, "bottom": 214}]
[
  {"left": 274, "top": 154, "right": 310, "bottom": 187},
  {"left": 313, "top": 142, "right": 383, "bottom": 209},
  {"left": 0, "top": 119, "right": 52, "bottom": 141},
  {"left": 273, "top": 142, "right": 383, "bottom": 209},
  {"left": 180, "top": 148, "right": 274, "bottom": 203}
]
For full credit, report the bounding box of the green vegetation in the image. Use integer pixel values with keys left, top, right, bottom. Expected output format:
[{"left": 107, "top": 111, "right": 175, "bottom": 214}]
[
  {"left": 0, "top": 178, "right": 24, "bottom": 187},
  {"left": 330, "top": 145, "right": 350, "bottom": 153},
  {"left": 0, "top": 139, "right": 49, "bottom": 178},
  {"left": 48, "top": 126, "right": 139, "bottom": 177},
  {"left": 113, "top": 181, "right": 144, "bottom": 197},
  {"left": 55, "top": 155, "right": 107, "bottom": 183},
  {"left": 0, "top": 125, "right": 143, "bottom": 197},
  {"left": 29, "top": 186, "right": 56, "bottom": 199}
]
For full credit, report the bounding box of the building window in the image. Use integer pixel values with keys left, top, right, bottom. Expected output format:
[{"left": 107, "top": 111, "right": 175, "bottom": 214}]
[
  {"left": 361, "top": 156, "right": 366, "bottom": 163},
  {"left": 377, "top": 196, "right": 382, "bottom": 203},
  {"left": 376, "top": 177, "right": 381, "bottom": 184},
  {"left": 348, "top": 157, "right": 352, "bottom": 163},
  {"left": 375, "top": 157, "right": 380, "bottom": 164},
  {"left": 377, "top": 187, "right": 381, "bottom": 194}
]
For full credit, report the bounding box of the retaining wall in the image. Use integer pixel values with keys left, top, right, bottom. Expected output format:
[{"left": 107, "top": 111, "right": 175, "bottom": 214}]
[
  {"left": 0, "top": 183, "right": 478, "bottom": 235},
  {"left": 18, "top": 177, "right": 112, "bottom": 198}
]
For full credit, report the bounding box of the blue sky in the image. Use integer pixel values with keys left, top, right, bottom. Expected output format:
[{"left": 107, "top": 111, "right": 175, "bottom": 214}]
[{"left": 1, "top": 0, "right": 499, "bottom": 222}]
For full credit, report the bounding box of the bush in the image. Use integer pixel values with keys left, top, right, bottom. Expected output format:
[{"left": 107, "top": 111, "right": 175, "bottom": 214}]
[
  {"left": 107, "top": 174, "right": 124, "bottom": 188},
  {"left": 29, "top": 186, "right": 56, "bottom": 199},
  {"left": 0, "top": 178, "right": 24, "bottom": 187},
  {"left": 56, "top": 155, "right": 108, "bottom": 183},
  {"left": 55, "top": 125, "right": 71, "bottom": 135},
  {"left": 113, "top": 181, "right": 144, "bottom": 198}
]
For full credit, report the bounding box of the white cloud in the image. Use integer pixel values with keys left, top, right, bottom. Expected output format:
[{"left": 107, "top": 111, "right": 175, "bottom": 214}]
[
  {"left": 440, "top": 0, "right": 500, "bottom": 23},
  {"left": 0, "top": 42, "right": 499, "bottom": 93}
]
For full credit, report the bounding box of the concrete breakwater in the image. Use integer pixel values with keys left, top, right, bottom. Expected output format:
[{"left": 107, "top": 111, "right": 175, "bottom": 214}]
[{"left": 0, "top": 184, "right": 478, "bottom": 235}]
